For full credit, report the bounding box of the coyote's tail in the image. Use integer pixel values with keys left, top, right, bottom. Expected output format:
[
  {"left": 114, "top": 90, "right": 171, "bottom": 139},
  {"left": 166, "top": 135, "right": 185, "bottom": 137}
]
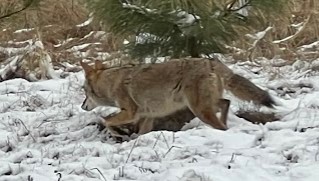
[
  {"left": 225, "top": 74, "right": 276, "bottom": 108},
  {"left": 209, "top": 58, "right": 276, "bottom": 108}
]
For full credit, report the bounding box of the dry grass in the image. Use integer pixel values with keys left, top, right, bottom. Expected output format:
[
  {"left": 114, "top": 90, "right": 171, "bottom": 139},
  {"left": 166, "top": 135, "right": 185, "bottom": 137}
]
[
  {"left": 0, "top": 0, "right": 124, "bottom": 76},
  {"left": 0, "top": 0, "right": 109, "bottom": 45},
  {"left": 234, "top": 0, "right": 319, "bottom": 61},
  {"left": 0, "top": 0, "right": 121, "bottom": 77},
  {"left": 0, "top": 0, "right": 89, "bottom": 31}
]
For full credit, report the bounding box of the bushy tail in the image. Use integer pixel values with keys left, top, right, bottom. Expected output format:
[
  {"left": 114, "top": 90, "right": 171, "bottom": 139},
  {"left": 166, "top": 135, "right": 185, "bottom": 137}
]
[
  {"left": 225, "top": 74, "right": 276, "bottom": 108},
  {"left": 209, "top": 58, "right": 276, "bottom": 108}
]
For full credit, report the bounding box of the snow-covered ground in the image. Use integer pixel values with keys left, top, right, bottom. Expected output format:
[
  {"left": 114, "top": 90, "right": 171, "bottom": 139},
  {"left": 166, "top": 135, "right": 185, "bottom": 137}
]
[{"left": 1, "top": 59, "right": 319, "bottom": 181}]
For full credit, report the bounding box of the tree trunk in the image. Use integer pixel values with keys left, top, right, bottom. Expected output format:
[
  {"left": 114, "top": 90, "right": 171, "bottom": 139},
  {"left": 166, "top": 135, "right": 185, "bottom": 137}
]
[{"left": 187, "top": 36, "right": 200, "bottom": 58}]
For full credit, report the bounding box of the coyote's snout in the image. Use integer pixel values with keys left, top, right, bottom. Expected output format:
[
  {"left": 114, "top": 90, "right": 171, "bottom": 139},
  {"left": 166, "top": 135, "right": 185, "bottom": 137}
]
[
  {"left": 81, "top": 97, "right": 93, "bottom": 111},
  {"left": 81, "top": 58, "right": 230, "bottom": 135}
]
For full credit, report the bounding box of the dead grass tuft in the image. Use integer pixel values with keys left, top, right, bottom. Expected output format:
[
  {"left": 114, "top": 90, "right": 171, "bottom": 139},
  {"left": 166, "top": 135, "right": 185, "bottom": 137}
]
[{"left": 231, "top": 0, "right": 319, "bottom": 61}]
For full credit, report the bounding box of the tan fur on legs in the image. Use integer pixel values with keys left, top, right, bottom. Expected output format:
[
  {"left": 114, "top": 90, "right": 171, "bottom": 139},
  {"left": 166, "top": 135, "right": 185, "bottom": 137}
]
[
  {"left": 218, "top": 99, "right": 230, "bottom": 126},
  {"left": 183, "top": 73, "right": 227, "bottom": 130},
  {"left": 136, "top": 118, "right": 154, "bottom": 135}
]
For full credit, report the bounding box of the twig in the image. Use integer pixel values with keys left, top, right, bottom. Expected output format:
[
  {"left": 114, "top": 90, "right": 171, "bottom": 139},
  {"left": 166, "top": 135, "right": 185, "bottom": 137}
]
[
  {"left": 229, "top": 153, "right": 236, "bottom": 163},
  {"left": 91, "top": 168, "right": 107, "bottom": 181},
  {"left": 125, "top": 138, "right": 138, "bottom": 163},
  {"left": 164, "top": 146, "right": 182, "bottom": 158},
  {"left": 152, "top": 132, "right": 170, "bottom": 149},
  {"left": 152, "top": 133, "right": 162, "bottom": 149},
  {"left": 19, "top": 119, "right": 36, "bottom": 142},
  {"left": 153, "top": 150, "right": 160, "bottom": 161},
  {"left": 118, "top": 166, "right": 125, "bottom": 178},
  {"left": 227, "top": 153, "right": 237, "bottom": 169},
  {"left": 160, "top": 131, "right": 170, "bottom": 149},
  {"left": 27, "top": 175, "right": 34, "bottom": 181},
  {"left": 133, "top": 165, "right": 156, "bottom": 174}
]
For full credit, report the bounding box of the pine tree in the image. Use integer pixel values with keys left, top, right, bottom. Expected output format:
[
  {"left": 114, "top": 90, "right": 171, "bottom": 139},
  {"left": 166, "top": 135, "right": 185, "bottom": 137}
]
[{"left": 86, "top": 0, "right": 289, "bottom": 59}]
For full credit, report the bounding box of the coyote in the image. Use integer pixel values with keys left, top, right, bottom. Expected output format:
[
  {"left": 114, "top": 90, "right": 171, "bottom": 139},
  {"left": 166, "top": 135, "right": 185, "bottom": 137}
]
[{"left": 81, "top": 58, "right": 276, "bottom": 137}]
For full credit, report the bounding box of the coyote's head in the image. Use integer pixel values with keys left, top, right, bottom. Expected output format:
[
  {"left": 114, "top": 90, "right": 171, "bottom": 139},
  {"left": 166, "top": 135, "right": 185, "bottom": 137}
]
[
  {"left": 81, "top": 89, "right": 97, "bottom": 111},
  {"left": 80, "top": 60, "right": 114, "bottom": 111}
]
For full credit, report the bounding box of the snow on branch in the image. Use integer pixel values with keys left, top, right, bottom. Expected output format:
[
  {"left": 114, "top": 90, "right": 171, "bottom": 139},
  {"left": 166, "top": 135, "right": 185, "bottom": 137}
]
[{"left": 273, "top": 14, "right": 311, "bottom": 44}]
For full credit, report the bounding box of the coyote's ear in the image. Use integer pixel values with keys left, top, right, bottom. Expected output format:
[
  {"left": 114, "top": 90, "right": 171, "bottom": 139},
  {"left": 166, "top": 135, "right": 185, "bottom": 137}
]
[
  {"left": 95, "top": 60, "right": 104, "bottom": 70},
  {"left": 80, "top": 61, "right": 93, "bottom": 74}
]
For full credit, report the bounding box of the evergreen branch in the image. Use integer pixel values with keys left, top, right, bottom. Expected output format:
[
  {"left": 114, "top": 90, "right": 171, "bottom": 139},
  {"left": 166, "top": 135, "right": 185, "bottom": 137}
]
[
  {"left": 227, "top": 0, "right": 252, "bottom": 12},
  {"left": 87, "top": 0, "right": 288, "bottom": 58}
]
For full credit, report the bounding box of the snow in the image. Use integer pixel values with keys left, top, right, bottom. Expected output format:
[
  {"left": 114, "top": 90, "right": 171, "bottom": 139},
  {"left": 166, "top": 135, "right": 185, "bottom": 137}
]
[
  {"left": 68, "top": 43, "right": 101, "bottom": 52},
  {"left": 1, "top": 60, "right": 319, "bottom": 181},
  {"left": 122, "top": 3, "right": 157, "bottom": 14},
  {"left": 77, "top": 15, "right": 94, "bottom": 27},
  {"left": 176, "top": 11, "right": 200, "bottom": 28},
  {"left": 298, "top": 41, "right": 319, "bottom": 52},
  {"left": 14, "top": 28, "right": 34, "bottom": 33}
]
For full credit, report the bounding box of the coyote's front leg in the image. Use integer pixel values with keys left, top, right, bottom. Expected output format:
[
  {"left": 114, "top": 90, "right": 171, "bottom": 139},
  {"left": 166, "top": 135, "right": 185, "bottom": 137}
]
[
  {"left": 102, "top": 89, "right": 139, "bottom": 127},
  {"left": 103, "top": 109, "right": 137, "bottom": 126}
]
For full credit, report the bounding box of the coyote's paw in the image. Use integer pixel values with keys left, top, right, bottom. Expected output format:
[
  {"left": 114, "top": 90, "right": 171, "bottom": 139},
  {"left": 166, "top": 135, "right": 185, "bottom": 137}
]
[
  {"left": 130, "top": 133, "right": 139, "bottom": 139},
  {"left": 86, "top": 121, "right": 106, "bottom": 131}
]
